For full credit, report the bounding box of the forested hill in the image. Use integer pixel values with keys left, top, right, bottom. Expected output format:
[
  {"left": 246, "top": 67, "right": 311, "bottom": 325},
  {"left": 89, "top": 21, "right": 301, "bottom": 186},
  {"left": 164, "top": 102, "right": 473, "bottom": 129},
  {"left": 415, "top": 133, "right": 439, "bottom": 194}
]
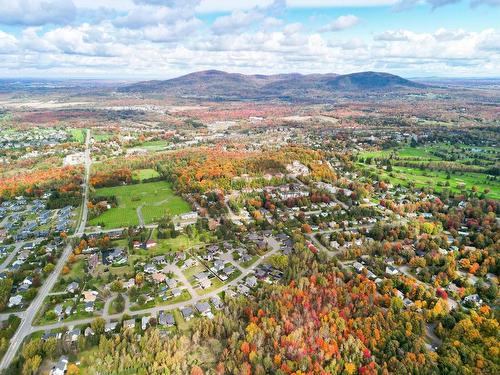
[{"left": 118, "top": 70, "right": 427, "bottom": 100}]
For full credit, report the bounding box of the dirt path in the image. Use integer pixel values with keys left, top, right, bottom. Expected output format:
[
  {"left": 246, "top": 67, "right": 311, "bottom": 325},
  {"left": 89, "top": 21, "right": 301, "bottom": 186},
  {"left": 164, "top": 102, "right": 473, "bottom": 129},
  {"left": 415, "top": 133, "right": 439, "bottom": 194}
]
[{"left": 136, "top": 204, "right": 145, "bottom": 227}]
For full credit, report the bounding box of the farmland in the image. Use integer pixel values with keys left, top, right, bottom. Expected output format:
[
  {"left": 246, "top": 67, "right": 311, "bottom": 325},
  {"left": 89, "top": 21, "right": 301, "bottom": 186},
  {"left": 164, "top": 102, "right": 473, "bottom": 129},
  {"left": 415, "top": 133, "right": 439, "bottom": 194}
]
[{"left": 87, "top": 181, "right": 191, "bottom": 228}]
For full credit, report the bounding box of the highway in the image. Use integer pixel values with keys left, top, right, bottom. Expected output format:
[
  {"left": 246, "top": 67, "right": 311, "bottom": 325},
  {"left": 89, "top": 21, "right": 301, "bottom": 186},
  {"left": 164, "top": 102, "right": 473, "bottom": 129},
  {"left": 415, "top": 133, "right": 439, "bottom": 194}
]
[{"left": 0, "top": 129, "right": 91, "bottom": 371}]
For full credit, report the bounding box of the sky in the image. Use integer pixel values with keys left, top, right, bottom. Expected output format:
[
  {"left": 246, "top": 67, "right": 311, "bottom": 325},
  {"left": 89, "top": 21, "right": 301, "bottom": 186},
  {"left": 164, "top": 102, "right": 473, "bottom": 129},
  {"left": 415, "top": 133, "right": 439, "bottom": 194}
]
[{"left": 0, "top": 0, "right": 499, "bottom": 79}]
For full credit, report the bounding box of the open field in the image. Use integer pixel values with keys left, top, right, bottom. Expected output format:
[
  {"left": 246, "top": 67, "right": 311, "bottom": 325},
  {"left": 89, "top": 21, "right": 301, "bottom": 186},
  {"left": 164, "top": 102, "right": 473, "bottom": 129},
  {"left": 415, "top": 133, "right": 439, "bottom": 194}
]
[
  {"left": 69, "top": 128, "right": 86, "bottom": 143},
  {"left": 93, "top": 132, "right": 113, "bottom": 141},
  {"left": 135, "top": 140, "right": 169, "bottom": 152},
  {"left": 359, "top": 144, "right": 499, "bottom": 164},
  {"left": 130, "top": 233, "right": 205, "bottom": 256},
  {"left": 133, "top": 168, "right": 160, "bottom": 181},
  {"left": 88, "top": 181, "right": 191, "bottom": 228},
  {"left": 358, "top": 144, "right": 499, "bottom": 199}
]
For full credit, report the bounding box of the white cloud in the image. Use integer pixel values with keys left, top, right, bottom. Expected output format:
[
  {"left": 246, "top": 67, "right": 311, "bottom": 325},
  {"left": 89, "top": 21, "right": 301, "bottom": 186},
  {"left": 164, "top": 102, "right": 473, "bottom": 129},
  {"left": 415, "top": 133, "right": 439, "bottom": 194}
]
[
  {"left": 433, "top": 28, "right": 468, "bottom": 41},
  {"left": 197, "top": 0, "right": 399, "bottom": 12},
  {"left": 113, "top": 5, "right": 187, "bottom": 28},
  {"left": 374, "top": 29, "right": 411, "bottom": 41},
  {"left": 0, "top": 0, "right": 76, "bottom": 26},
  {"left": 0, "top": 31, "right": 18, "bottom": 54},
  {"left": 212, "top": 0, "right": 285, "bottom": 34},
  {"left": 143, "top": 18, "right": 203, "bottom": 42},
  {"left": 393, "top": 0, "right": 500, "bottom": 10},
  {"left": 0, "top": 0, "right": 497, "bottom": 78},
  {"left": 320, "top": 15, "right": 360, "bottom": 32},
  {"left": 212, "top": 10, "right": 264, "bottom": 34}
]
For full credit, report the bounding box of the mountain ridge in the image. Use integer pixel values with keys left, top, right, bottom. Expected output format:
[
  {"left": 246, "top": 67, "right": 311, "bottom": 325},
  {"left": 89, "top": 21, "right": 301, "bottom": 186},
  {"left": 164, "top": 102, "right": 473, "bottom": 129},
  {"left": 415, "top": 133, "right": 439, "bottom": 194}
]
[{"left": 118, "top": 70, "right": 427, "bottom": 99}]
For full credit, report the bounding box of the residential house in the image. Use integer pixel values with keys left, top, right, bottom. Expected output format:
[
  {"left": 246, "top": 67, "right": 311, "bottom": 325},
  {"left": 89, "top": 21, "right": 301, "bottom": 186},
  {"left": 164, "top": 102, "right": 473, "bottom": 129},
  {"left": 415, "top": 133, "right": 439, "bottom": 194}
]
[
  {"left": 141, "top": 316, "right": 150, "bottom": 330},
  {"left": 464, "top": 294, "right": 483, "bottom": 307},
  {"left": 180, "top": 306, "right": 194, "bottom": 321},
  {"left": 210, "top": 296, "right": 223, "bottom": 309},
  {"left": 145, "top": 240, "right": 157, "bottom": 249},
  {"left": 66, "top": 282, "right": 79, "bottom": 294},
  {"left": 123, "top": 278, "right": 135, "bottom": 289},
  {"left": 245, "top": 275, "right": 258, "bottom": 288},
  {"left": 82, "top": 290, "right": 98, "bottom": 303},
  {"left": 84, "top": 301, "right": 95, "bottom": 312},
  {"left": 54, "top": 304, "right": 63, "bottom": 317},
  {"left": 152, "top": 272, "right": 166, "bottom": 284},
  {"left": 51, "top": 356, "right": 68, "bottom": 375},
  {"left": 199, "top": 278, "right": 211, "bottom": 289},
  {"left": 353, "top": 262, "right": 365, "bottom": 273},
  {"left": 166, "top": 278, "right": 177, "bottom": 289},
  {"left": 84, "top": 327, "right": 95, "bottom": 337},
  {"left": 385, "top": 266, "right": 399, "bottom": 276},
  {"left": 158, "top": 311, "right": 175, "bottom": 327},
  {"left": 123, "top": 319, "right": 136, "bottom": 330},
  {"left": 213, "top": 260, "right": 225, "bottom": 272},
  {"left": 237, "top": 284, "right": 250, "bottom": 295},
  {"left": 144, "top": 264, "right": 156, "bottom": 274},
  {"left": 8, "top": 295, "right": 22, "bottom": 308},
  {"left": 195, "top": 301, "right": 212, "bottom": 317},
  {"left": 67, "top": 328, "right": 80, "bottom": 342}
]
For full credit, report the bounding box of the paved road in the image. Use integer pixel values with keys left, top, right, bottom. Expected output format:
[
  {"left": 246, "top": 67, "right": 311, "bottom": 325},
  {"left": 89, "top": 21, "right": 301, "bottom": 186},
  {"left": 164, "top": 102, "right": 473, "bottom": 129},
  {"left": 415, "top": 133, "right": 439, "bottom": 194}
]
[
  {"left": 166, "top": 264, "right": 198, "bottom": 298},
  {"left": 85, "top": 224, "right": 158, "bottom": 236},
  {"left": 398, "top": 265, "right": 458, "bottom": 310},
  {"left": 313, "top": 226, "right": 457, "bottom": 350},
  {"left": 0, "top": 312, "right": 25, "bottom": 320},
  {"left": 0, "top": 130, "right": 92, "bottom": 371},
  {"left": 314, "top": 219, "right": 407, "bottom": 236},
  {"left": 26, "top": 238, "right": 280, "bottom": 335},
  {"left": 0, "top": 241, "right": 27, "bottom": 272}
]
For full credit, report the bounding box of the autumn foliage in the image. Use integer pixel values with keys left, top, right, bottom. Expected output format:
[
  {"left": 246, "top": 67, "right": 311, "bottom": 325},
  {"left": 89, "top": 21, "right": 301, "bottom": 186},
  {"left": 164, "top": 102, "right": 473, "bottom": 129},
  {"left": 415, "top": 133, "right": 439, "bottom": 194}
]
[{"left": 222, "top": 274, "right": 437, "bottom": 374}]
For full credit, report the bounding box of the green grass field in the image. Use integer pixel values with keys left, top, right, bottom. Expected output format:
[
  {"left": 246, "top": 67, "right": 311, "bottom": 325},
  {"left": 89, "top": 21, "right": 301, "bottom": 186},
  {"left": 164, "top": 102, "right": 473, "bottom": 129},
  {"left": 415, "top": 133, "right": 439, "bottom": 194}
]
[
  {"left": 133, "top": 168, "right": 160, "bottom": 181},
  {"left": 69, "top": 128, "right": 86, "bottom": 143},
  {"left": 88, "top": 181, "right": 190, "bottom": 228},
  {"left": 129, "top": 233, "right": 203, "bottom": 256},
  {"left": 137, "top": 140, "right": 169, "bottom": 152},
  {"left": 358, "top": 144, "right": 499, "bottom": 200},
  {"left": 93, "top": 132, "right": 113, "bottom": 141}
]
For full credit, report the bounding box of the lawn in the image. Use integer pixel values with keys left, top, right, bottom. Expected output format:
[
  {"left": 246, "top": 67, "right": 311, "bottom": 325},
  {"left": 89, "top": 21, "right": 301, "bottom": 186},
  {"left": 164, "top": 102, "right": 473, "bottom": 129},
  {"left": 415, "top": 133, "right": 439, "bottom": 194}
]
[
  {"left": 129, "top": 289, "right": 191, "bottom": 311},
  {"left": 358, "top": 144, "right": 500, "bottom": 200},
  {"left": 198, "top": 269, "right": 242, "bottom": 295},
  {"left": 70, "top": 128, "right": 86, "bottom": 143},
  {"left": 108, "top": 295, "right": 125, "bottom": 314},
  {"left": 182, "top": 264, "right": 207, "bottom": 280},
  {"left": 197, "top": 278, "right": 224, "bottom": 295},
  {"left": 138, "top": 140, "right": 169, "bottom": 151},
  {"left": 173, "top": 309, "right": 196, "bottom": 331},
  {"left": 131, "top": 233, "right": 202, "bottom": 256},
  {"left": 34, "top": 298, "right": 104, "bottom": 326},
  {"left": 133, "top": 168, "right": 160, "bottom": 181},
  {"left": 240, "top": 255, "right": 260, "bottom": 268},
  {"left": 88, "top": 181, "right": 191, "bottom": 228},
  {"left": 359, "top": 146, "right": 440, "bottom": 161},
  {"left": 362, "top": 164, "right": 500, "bottom": 200},
  {"left": 93, "top": 132, "right": 113, "bottom": 141},
  {"left": 64, "top": 258, "right": 86, "bottom": 281},
  {"left": 109, "top": 265, "right": 134, "bottom": 277}
]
